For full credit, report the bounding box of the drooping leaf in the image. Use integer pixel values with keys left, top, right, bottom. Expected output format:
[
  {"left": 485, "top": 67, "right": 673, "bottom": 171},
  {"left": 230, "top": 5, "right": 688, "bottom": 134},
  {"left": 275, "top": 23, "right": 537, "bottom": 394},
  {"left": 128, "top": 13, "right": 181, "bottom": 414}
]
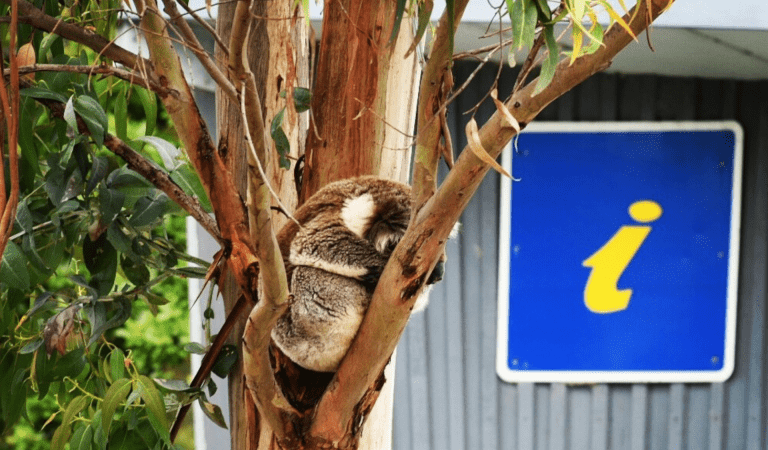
[
  {"left": 270, "top": 108, "right": 291, "bottom": 169},
  {"left": 129, "top": 192, "right": 171, "bottom": 228},
  {"left": 83, "top": 232, "right": 118, "bottom": 297},
  {"left": 534, "top": 25, "right": 559, "bottom": 95},
  {"left": 51, "top": 395, "right": 89, "bottom": 450},
  {"left": 406, "top": 0, "right": 434, "bottom": 57},
  {"left": 388, "top": 0, "right": 408, "bottom": 45},
  {"left": 292, "top": 87, "right": 311, "bottom": 113},
  {"left": 21, "top": 86, "right": 68, "bottom": 103},
  {"left": 74, "top": 95, "right": 108, "bottom": 147},
  {"left": 109, "top": 347, "right": 126, "bottom": 381},
  {"left": 102, "top": 378, "right": 132, "bottom": 435},
  {"left": 170, "top": 164, "right": 212, "bottom": 213},
  {"left": 86, "top": 156, "right": 109, "bottom": 195},
  {"left": 70, "top": 423, "right": 93, "bottom": 450},
  {"left": 137, "top": 375, "right": 171, "bottom": 444},
  {"left": 134, "top": 136, "right": 183, "bottom": 171},
  {"left": 153, "top": 378, "right": 196, "bottom": 392},
  {"left": 114, "top": 87, "right": 128, "bottom": 142},
  {"left": 212, "top": 344, "right": 238, "bottom": 378},
  {"left": 0, "top": 241, "right": 31, "bottom": 290},
  {"left": 136, "top": 87, "right": 157, "bottom": 136},
  {"left": 465, "top": 118, "right": 512, "bottom": 178},
  {"left": 63, "top": 96, "right": 78, "bottom": 132},
  {"left": 120, "top": 254, "right": 150, "bottom": 286},
  {"left": 184, "top": 342, "right": 207, "bottom": 354},
  {"left": 20, "top": 339, "right": 43, "bottom": 354},
  {"left": 87, "top": 297, "right": 132, "bottom": 346},
  {"left": 27, "top": 292, "right": 55, "bottom": 317},
  {"left": 198, "top": 398, "right": 227, "bottom": 429}
]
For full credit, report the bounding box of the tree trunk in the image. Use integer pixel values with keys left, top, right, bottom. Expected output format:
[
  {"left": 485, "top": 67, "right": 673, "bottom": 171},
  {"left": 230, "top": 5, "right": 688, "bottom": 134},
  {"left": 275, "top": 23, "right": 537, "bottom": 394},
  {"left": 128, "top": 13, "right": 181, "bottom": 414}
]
[{"left": 217, "top": 0, "right": 420, "bottom": 447}]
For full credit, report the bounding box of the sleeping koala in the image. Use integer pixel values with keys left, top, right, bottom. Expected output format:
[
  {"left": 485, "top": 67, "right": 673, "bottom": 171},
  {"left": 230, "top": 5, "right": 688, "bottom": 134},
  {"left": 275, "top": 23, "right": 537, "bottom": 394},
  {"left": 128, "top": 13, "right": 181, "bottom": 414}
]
[{"left": 271, "top": 176, "right": 446, "bottom": 372}]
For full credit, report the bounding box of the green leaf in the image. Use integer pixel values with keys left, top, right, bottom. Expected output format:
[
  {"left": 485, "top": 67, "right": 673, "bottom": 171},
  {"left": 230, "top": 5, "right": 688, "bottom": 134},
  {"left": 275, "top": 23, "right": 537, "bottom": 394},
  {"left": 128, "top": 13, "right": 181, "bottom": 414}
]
[
  {"left": 27, "top": 291, "right": 55, "bottom": 317},
  {"left": 102, "top": 378, "right": 132, "bottom": 435},
  {"left": 137, "top": 375, "right": 170, "bottom": 444},
  {"left": 87, "top": 297, "right": 132, "bottom": 346},
  {"left": 534, "top": 25, "right": 559, "bottom": 95},
  {"left": 170, "top": 164, "right": 212, "bottom": 213},
  {"left": 136, "top": 88, "right": 157, "bottom": 136},
  {"left": 0, "top": 241, "right": 30, "bottom": 290},
  {"left": 153, "top": 378, "right": 195, "bottom": 392},
  {"left": 110, "top": 348, "right": 126, "bottom": 381},
  {"left": 212, "top": 344, "right": 238, "bottom": 378},
  {"left": 184, "top": 342, "right": 206, "bottom": 354},
  {"left": 388, "top": 0, "right": 408, "bottom": 45},
  {"left": 69, "top": 274, "right": 99, "bottom": 303},
  {"left": 134, "top": 136, "right": 183, "bottom": 171},
  {"left": 406, "top": 0, "right": 434, "bottom": 57},
  {"left": 20, "top": 339, "right": 43, "bottom": 354},
  {"left": 292, "top": 87, "right": 311, "bottom": 113},
  {"left": 51, "top": 395, "right": 89, "bottom": 450},
  {"left": 447, "top": 0, "right": 455, "bottom": 58},
  {"left": 120, "top": 254, "right": 150, "bottom": 286},
  {"left": 174, "top": 266, "right": 208, "bottom": 278},
  {"left": 74, "top": 95, "right": 108, "bottom": 147},
  {"left": 86, "top": 156, "right": 109, "bottom": 195},
  {"left": 129, "top": 192, "right": 170, "bottom": 228},
  {"left": 198, "top": 398, "right": 228, "bottom": 429},
  {"left": 83, "top": 232, "right": 118, "bottom": 297},
  {"left": 64, "top": 96, "right": 78, "bottom": 132},
  {"left": 114, "top": 88, "right": 128, "bottom": 142},
  {"left": 21, "top": 86, "right": 68, "bottom": 103},
  {"left": 70, "top": 423, "right": 93, "bottom": 450}
]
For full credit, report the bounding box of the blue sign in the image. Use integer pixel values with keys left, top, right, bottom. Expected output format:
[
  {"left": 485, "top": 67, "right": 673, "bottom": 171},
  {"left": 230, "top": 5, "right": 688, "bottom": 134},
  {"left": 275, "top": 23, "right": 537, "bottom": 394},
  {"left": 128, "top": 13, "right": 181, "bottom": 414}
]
[{"left": 496, "top": 122, "right": 743, "bottom": 383}]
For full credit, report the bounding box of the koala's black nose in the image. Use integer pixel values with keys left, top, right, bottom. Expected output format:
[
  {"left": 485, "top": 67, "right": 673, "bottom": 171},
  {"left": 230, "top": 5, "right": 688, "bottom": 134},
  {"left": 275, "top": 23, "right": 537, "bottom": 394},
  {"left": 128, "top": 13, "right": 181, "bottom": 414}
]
[{"left": 427, "top": 260, "right": 445, "bottom": 285}]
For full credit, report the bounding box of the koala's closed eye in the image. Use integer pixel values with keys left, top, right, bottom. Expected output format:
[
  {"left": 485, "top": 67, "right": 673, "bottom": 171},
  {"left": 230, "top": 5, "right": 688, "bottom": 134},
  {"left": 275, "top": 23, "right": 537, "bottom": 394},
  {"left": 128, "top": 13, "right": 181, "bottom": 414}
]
[{"left": 271, "top": 176, "right": 450, "bottom": 372}]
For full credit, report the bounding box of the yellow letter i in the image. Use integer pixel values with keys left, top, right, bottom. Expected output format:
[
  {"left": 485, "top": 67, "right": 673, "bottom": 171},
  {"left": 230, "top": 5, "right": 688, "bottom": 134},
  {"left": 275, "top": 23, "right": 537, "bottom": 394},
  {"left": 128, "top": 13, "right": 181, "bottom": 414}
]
[{"left": 582, "top": 200, "right": 663, "bottom": 314}]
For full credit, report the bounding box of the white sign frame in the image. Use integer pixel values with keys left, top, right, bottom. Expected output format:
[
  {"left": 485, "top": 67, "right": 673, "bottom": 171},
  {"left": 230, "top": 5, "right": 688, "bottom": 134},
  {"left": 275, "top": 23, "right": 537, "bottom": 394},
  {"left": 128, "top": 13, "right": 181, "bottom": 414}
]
[{"left": 496, "top": 121, "right": 743, "bottom": 384}]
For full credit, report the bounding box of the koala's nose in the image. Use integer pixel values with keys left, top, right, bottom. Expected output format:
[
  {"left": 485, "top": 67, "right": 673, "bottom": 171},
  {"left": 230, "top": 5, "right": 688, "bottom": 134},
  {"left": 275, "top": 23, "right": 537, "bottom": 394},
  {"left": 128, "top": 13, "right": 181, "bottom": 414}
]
[{"left": 427, "top": 260, "right": 445, "bottom": 285}]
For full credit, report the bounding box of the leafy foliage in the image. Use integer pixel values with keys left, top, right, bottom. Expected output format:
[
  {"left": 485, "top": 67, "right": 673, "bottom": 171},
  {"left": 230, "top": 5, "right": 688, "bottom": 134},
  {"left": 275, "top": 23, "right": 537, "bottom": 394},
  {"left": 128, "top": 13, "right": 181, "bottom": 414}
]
[{"left": 0, "top": 3, "right": 215, "bottom": 448}]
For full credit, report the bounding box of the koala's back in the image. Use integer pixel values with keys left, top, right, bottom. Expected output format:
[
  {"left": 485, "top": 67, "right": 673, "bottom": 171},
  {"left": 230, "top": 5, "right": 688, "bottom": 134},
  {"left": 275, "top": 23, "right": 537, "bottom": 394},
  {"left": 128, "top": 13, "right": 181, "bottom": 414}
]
[{"left": 271, "top": 176, "right": 413, "bottom": 372}]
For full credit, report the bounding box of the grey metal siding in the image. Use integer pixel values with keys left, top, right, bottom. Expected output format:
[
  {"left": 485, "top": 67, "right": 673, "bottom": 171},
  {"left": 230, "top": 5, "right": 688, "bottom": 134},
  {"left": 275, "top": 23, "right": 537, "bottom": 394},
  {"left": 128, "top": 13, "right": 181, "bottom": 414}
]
[{"left": 394, "top": 63, "right": 768, "bottom": 449}]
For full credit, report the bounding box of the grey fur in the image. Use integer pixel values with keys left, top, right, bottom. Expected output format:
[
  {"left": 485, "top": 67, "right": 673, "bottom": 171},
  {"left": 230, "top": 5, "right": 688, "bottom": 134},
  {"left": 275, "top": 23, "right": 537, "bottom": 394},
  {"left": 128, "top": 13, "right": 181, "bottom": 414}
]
[{"left": 271, "top": 176, "right": 423, "bottom": 372}]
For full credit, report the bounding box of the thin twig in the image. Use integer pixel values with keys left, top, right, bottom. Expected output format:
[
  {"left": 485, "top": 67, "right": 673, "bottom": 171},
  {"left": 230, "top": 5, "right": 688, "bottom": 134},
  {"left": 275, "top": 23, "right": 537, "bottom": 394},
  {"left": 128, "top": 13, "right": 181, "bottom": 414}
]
[
  {"left": 176, "top": 0, "right": 230, "bottom": 58},
  {"left": 161, "top": 0, "right": 238, "bottom": 102}
]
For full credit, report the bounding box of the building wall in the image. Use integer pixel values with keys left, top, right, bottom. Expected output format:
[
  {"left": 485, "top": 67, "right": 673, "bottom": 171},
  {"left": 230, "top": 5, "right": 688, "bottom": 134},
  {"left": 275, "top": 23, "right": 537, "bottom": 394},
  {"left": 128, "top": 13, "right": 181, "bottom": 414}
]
[{"left": 393, "top": 62, "right": 768, "bottom": 449}]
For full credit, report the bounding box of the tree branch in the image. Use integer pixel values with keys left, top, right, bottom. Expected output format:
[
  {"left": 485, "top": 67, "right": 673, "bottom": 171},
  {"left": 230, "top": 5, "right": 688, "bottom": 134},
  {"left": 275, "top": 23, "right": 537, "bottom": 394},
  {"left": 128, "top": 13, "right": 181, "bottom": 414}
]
[
  {"left": 0, "top": 0, "right": 20, "bottom": 263},
  {"left": 4, "top": 0, "right": 153, "bottom": 73},
  {"left": 4, "top": 64, "right": 170, "bottom": 96},
  {"left": 160, "top": 0, "right": 239, "bottom": 102},
  {"left": 311, "top": 0, "right": 675, "bottom": 440},
  {"left": 226, "top": 0, "right": 297, "bottom": 442},
  {"left": 411, "top": 0, "right": 471, "bottom": 214}
]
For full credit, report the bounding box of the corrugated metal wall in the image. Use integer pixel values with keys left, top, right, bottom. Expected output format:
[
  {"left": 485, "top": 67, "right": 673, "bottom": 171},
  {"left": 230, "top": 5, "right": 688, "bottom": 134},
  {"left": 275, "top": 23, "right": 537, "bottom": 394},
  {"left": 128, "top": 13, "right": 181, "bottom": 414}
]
[{"left": 393, "top": 63, "right": 768, "bottom": 449}]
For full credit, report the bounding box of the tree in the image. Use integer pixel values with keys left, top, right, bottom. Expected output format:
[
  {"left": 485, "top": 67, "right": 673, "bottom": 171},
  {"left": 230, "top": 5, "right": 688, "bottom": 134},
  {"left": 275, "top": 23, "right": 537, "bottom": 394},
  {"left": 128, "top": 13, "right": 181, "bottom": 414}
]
[{"left": 0, "top": 0, "right": 674, "bottom": 448}]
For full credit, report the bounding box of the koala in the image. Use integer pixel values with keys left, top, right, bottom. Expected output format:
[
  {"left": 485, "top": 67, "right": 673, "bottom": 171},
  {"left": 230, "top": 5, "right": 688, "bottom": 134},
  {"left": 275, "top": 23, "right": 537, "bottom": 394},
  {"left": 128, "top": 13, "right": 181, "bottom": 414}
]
[{"left": 271, "top": 176, "right": 445, "bottom": 372}]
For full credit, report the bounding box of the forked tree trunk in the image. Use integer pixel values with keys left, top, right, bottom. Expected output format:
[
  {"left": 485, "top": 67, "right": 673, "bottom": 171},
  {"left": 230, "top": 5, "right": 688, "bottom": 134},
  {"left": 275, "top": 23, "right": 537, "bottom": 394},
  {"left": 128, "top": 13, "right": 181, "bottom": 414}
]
[{"left": 215, "top": 1, "right": 420, "bottom": 448}]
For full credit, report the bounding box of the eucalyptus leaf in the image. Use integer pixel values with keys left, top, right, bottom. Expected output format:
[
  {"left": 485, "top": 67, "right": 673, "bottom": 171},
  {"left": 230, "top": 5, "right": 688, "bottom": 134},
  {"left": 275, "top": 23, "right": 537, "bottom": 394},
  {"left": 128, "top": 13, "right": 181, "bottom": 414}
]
[
  {"left": 137, "top": 375, "right": 171, "bottom": 444},
  {"left": 74, "top": 95, "right": 108, "bottom": 147},
  {"left": 134, "top": 136, "right": 183, "bottom": 171},
  {"left": 0, "top": 241, "right": 30, "bottom": 290}
]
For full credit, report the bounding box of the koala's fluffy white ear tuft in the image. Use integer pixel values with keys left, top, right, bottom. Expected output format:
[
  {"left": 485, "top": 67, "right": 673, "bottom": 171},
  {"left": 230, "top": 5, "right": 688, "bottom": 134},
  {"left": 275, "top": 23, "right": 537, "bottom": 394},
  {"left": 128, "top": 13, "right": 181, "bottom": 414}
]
[{"left": 340, "top": 193, "right": 375, "bottom": 238}]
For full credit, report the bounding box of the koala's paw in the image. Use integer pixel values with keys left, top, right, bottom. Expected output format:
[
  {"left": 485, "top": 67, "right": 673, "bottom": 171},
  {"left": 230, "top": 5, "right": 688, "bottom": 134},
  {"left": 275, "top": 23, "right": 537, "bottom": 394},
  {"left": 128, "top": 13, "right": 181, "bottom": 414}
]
[{"left": 360, "top": 266, "right": 383, "bottom": 293}]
